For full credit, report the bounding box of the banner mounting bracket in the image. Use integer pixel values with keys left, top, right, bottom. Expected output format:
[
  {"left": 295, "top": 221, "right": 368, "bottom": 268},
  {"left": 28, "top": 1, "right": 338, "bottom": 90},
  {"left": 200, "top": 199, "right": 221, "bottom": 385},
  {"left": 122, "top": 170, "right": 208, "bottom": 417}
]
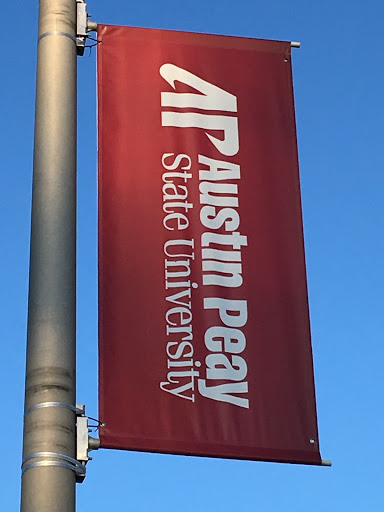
[
  {"left": 76, "top": 404, "right": 100, "bottom": 483},
  {"left": 76, "top": 0, "right": 98, "bottom": 55}
]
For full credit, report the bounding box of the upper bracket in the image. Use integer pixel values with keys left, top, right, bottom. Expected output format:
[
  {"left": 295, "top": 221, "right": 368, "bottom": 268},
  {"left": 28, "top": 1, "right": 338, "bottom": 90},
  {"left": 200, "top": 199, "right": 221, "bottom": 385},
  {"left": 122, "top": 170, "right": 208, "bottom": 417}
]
[{"left": 76, "top": 0, "right": 97, "bottom": 56}]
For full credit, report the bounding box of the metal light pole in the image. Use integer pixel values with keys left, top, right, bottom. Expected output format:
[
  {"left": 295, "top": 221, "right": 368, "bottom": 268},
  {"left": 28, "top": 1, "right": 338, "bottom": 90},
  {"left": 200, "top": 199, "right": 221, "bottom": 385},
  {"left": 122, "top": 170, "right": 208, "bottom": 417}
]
[{"left": 21, "top": 1, "right": 78, "bottom": 510}]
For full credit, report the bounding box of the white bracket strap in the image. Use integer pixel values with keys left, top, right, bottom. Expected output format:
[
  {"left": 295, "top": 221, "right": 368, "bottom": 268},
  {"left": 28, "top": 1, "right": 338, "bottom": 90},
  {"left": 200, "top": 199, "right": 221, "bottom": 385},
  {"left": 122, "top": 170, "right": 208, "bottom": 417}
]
[
  {"left": 24, "top": 401, "right": 83, "bottom": 416},
  {"left": 22, "top": 452, "right": 86, "bottom": 477},
  {"left": 38, "top": 31, "right": 77, "bottom": 44}
]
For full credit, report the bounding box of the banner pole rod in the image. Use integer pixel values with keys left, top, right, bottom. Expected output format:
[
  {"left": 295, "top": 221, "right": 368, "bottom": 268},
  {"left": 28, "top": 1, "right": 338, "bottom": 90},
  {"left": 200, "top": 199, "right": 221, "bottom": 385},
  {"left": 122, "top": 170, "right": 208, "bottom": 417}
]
[{"left": 21, "top": 1, "right": 78, "bottom": 511}]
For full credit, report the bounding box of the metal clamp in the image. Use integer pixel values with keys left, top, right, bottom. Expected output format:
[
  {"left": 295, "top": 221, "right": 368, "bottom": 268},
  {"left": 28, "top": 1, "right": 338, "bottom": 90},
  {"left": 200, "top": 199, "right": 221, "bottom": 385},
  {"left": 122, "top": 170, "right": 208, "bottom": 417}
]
[
  {"left": 76, "top": 404, "right": 100, "bottom": 482},
  {"left": 37, "top": 1, "right": 98, "bottom": 56},
  {"left": 24, "top": 401, "right": 84, "bottom": 417},
  {"left": 22, "top": 452, "right": 86, "bottom": 478},
  {"left": 38, "top": 31, "right": 78, "bottom": 45},
  {"left": 76, "top": 0, "right": 97, "bottom": 55},
  {"left": 23, "top": 402, "right": 100, "bottom": 483}
]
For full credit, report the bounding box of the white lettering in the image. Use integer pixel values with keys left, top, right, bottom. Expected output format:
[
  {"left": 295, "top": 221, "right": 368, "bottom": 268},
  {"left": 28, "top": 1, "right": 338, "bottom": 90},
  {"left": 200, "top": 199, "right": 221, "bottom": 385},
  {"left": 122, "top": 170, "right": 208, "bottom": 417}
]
[
  {"left": 162, "top": 112, "right": 239, "bottom": 157},
  {"left": 204, "top": 297, "right": 248, "bottom": 327},
  {"left": 160, "top": 63, "right": 237, "bottom": 112},
  {"left": 198, "top": 380, "right": 249, "bottom": 408}
]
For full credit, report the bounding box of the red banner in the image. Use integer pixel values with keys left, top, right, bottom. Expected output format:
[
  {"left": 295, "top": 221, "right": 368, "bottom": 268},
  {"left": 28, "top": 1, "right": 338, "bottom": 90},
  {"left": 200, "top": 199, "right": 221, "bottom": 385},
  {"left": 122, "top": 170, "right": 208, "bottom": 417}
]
[{"left": 97, "top": 24, "right": 322, "bottom": 465}]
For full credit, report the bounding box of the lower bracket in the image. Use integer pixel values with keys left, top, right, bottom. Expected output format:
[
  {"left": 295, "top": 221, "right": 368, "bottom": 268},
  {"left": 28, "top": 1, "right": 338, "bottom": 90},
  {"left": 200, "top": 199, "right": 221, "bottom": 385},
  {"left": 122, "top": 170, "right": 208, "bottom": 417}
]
[{"left": 76, "top": 404, "right": 100, "bottom": 483}]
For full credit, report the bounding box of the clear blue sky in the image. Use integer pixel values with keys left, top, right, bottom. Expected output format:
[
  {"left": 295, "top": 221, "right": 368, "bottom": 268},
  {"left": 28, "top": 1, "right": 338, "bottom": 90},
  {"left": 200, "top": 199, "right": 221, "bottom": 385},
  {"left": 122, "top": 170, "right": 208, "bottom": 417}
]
[{"left": 1, "top": 1, "right": 383, "bottom": 510}]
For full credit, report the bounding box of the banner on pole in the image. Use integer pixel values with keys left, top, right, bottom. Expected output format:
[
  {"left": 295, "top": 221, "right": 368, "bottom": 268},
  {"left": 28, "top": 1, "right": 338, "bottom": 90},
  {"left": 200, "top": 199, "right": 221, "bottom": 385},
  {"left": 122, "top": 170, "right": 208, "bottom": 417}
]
[{"left": 97, "top": 24, "right": 322, "bottom": 465}]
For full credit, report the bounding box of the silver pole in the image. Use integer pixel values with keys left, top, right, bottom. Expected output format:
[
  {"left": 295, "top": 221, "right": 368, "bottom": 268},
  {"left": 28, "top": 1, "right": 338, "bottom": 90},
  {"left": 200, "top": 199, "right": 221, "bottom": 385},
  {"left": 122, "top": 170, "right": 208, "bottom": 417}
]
[{"left": 21, "top": 1, "right": 77, "bottom": 511}]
